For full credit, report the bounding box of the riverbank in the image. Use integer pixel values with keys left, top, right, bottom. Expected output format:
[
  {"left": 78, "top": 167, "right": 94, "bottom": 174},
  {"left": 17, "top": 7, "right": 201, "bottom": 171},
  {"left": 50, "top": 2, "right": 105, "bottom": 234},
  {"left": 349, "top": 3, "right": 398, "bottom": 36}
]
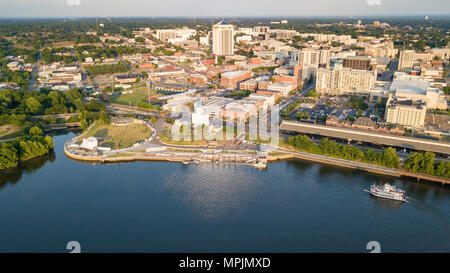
[
  {"left": 276, "top": 147, "right": 450, "bottom": 185},
  {"left": 64, "top": 140, "right": 450, "bottom": 185}
]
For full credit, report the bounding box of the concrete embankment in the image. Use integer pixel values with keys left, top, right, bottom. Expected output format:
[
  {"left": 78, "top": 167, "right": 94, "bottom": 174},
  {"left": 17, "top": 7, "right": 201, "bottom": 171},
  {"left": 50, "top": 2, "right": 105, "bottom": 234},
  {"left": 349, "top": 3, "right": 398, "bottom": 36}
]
[
  {"left": 64, "top": 148, "right": 103, "bottom": 162},
  {"left": 65, "top": 140, "right": 450, "bottom": 185},
  {"left": 267, "top": 154, "right": 294, "bottom": 162}
]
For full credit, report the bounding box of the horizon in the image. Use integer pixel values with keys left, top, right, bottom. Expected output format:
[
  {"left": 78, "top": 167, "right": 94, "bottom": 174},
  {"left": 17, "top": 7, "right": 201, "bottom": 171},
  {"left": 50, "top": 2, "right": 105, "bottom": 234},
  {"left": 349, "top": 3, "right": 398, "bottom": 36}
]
[
  {"left": 1, "top": 0, "right": 449, "bottom": 18},
  {"left": 1, "top": 14, "right": 449, "bottom": 20}
]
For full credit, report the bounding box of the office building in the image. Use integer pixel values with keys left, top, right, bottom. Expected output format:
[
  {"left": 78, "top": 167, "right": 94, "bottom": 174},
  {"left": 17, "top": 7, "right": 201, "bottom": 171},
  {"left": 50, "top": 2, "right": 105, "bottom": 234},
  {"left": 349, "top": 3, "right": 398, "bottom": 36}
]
[
  {"left": 343, "top": 56, "right": 371, "bottom": 70},
  {"left": 213, "top": 21, "right": 234, "bottom": 56}
]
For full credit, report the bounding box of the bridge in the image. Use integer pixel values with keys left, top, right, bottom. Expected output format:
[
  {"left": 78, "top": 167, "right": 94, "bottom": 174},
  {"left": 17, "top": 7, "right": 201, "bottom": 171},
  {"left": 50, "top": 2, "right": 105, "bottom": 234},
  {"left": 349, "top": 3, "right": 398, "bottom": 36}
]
[
  {"left": 45, "top": 122, "right": 81, "bottom": 130},
  {"left": 280, "top": 121, "right": 450, "bottom": 156}
]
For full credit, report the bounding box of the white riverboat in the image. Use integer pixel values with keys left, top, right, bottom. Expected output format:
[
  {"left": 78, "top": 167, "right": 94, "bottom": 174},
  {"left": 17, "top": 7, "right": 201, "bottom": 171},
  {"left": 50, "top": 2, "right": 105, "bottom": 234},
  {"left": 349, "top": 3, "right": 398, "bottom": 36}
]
[{"left": 369, "top": 183, "right": 407, "bottom": 202}]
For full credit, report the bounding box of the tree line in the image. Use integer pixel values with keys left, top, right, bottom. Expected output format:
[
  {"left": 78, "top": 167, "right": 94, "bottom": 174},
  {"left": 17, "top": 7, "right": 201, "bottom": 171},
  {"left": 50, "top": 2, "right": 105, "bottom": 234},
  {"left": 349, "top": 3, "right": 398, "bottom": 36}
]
[
  {"left": 287, "top": 135, "right": 400, "bottom": 168},
  {"left": 403, "top": 152, "right": 450, "bottom": 178},
  {"left": 288, "top": 134, "right": 450, "bottom": 179},
  {"left": 0, "top": 88, "right": 106, "bottom": 133},
  {"left": 0, "top": 126, "right": 54, "bottom": 170}
]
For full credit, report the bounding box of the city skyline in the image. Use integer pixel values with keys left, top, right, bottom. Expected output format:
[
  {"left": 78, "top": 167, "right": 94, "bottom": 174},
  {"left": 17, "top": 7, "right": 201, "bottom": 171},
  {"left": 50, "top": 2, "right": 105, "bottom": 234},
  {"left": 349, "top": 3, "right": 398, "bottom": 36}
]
[{"left": 1, "top": 0, "right": 450, "bottom": 18}]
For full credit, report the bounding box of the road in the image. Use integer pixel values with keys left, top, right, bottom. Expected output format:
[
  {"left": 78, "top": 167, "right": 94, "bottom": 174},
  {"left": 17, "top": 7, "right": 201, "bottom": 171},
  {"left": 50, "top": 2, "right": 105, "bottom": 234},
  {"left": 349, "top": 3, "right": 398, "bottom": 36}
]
[
  {"left": 378, "top": 59, "right": 398, "bottom": 82},
  {"left": 28, "top": 51, "right": 42, "bottom": 91},
  {"left": 280, "top": 120, "right": 450, "bottom": 156},
  {"left": 280, "top": 80, "right": 316, "bottom": 110},
  {"left": 107, "top": 104, "right": 158, "bottom": 117}
]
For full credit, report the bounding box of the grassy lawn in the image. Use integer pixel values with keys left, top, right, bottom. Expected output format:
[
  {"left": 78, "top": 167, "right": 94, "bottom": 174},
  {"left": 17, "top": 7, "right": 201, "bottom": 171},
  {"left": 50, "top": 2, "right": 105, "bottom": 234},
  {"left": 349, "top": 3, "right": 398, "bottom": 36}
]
[
  {"left": 111, "top": 92, "right": 149, "bottom": 106},
  {"left": 0, "top": 125, "right": 23, "bottom": 140},
  {"left": 83, "top": 121, "right": 151, "bottom": 149},
  {"left": 159, "top": 128, "right": 208, "bottom": 146}
]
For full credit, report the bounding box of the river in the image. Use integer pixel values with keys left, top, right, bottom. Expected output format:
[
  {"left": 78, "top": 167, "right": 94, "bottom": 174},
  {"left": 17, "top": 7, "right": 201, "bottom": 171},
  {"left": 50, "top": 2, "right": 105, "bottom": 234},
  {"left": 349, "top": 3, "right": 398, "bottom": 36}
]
[{"left": 0, "top": 132, "right": 448, "bottom": 253}]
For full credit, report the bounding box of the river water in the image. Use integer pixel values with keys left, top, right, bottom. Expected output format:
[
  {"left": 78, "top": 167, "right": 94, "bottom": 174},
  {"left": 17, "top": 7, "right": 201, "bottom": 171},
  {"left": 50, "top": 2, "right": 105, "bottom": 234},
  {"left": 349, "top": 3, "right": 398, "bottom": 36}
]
[{"left": 0, "top": 132, "right": 448, "bottom": 253}]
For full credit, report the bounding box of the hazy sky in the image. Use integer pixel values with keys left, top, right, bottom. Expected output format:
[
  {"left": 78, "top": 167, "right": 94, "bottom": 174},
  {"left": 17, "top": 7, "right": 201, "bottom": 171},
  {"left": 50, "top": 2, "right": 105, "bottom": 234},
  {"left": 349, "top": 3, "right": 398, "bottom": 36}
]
[{"left": 1, "top": 0, "right": 449, "bottom": 18}]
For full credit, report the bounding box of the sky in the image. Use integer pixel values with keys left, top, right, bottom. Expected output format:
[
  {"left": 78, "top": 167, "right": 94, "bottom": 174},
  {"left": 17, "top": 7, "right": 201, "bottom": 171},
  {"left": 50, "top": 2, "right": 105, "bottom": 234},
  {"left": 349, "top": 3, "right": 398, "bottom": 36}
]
[{"left": 0, "top": 0, "right": 449, "bottom": 18}]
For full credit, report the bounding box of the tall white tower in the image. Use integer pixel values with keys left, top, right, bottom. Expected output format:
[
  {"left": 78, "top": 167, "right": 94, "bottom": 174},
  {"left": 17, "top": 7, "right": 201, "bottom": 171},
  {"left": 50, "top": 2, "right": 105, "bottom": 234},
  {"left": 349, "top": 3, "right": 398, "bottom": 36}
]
[{"left": 212, "top": 20, "right": 234, "bottom": 56}]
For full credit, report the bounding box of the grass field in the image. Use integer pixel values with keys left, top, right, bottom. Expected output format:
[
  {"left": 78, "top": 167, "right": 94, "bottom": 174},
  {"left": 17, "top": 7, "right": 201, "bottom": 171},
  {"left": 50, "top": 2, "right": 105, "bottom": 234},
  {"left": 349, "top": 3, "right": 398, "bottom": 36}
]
[
  {"left": 159, "top": 128, "right": 208, "bottom": 146},
  {"left": 0, "top": 125, "right": 23, "bottom": 140},
  {"left": 110, "top": 92, "right": 149, "bottom": 106},
  {"left": 83, "top": 121, "right": 151, "bottom": 149}
]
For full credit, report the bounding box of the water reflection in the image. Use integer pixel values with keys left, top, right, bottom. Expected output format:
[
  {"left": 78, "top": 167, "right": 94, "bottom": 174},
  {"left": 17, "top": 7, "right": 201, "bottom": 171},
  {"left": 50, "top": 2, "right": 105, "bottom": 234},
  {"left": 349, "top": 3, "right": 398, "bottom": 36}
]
[
  {"left": 369, "top": 195, "right": 404, "bottom": 209},
  {"left": 0, "top": 152, "right": 56, "bottom": 188}
]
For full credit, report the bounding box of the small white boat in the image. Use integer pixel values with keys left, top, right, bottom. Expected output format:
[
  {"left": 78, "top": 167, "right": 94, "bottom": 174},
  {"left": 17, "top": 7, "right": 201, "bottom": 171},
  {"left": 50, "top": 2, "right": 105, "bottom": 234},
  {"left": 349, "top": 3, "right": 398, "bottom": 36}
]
[
  {"left": 252, "top": 162, "right": 267, "bottom": 169},
  {"left": 182, "top": 161, "right": 190, "bottom": 165}
]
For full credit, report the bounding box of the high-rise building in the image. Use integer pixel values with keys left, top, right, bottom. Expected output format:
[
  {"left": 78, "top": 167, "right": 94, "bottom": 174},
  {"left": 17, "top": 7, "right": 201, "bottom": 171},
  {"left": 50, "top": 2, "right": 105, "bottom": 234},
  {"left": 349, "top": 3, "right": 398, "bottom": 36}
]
[
  {"left": 319, "top": 48, "right": 332, "bottom": 68},
  {"left": 398, "top": 50, "right": 415, "bottom": 71},
  {"left": 316, "top": 67, "right": 377, "bottom": 95},
  {"left": 213, "top": 21, "right": 234, "bottom": 56},
  {"left": 398, "top": 50, "right": 434, "bottom": 71},
  {"left": 294, "top": 48, "right": 320, "bottom": 66}
]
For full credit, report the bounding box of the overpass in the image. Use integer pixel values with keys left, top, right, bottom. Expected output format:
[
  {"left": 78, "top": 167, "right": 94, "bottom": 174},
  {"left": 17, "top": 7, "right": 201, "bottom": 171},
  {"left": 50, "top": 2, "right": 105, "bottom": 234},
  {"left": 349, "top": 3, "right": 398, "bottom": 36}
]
[{"left": 280, "top": 121, "right": 450, "bottom": 156}]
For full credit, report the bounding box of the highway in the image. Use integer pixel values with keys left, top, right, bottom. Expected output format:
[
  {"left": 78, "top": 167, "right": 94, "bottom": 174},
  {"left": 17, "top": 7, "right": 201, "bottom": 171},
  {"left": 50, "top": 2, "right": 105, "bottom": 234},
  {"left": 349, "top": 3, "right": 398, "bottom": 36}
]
[{"left": 280, "top": 120, "right": 450, "bottom": 155}]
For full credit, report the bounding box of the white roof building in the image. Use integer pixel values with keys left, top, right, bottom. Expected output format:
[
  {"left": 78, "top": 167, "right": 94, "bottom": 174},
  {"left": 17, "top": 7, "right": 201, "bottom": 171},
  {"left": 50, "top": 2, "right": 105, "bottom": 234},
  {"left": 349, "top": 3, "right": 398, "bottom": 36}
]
[{"left": 80, "top": 137, "right": 98, "bottom": 150}]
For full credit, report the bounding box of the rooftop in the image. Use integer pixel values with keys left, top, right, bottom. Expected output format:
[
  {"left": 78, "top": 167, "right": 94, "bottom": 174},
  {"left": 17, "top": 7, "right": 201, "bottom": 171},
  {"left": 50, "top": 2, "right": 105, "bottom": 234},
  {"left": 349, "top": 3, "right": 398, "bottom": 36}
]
[
  {"left": 215, "top": 20, "right": 231, "bottom": 26},
  {"left": 221, "top": 71, "right": 250, "bottom": 78},
  {"left": 389, "top": 79, "right": 431, "bottom": 95}
]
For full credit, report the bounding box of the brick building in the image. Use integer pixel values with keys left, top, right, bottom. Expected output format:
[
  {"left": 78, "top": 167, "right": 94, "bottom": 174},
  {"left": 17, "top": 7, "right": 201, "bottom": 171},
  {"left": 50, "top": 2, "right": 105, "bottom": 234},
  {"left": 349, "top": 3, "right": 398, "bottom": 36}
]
[{"left": 221, "top": 71, "right": 252, "bottom": 89}]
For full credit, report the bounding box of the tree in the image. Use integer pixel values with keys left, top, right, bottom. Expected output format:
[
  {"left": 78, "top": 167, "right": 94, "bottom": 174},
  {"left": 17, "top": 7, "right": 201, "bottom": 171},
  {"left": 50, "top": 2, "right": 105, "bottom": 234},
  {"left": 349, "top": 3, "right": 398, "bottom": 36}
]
[
  {"left": 99, "top": 110, "right": 110, "bottom": 124},
  {"left": 0, "top": 143, "right": 19, "bottom": 169},
  {"left": 381, "top": 147, "right": 399, "bottom": 168},
  {"left": 403, "top": 152, "right": 436, "bottom": 175},
  {"left": 80, "top": 119, "right": 88, "bottom": 130},
  {"left": 135, "top": 36, "right": 145, "bottom": 44},
  {"left": 44, "top": 136, "right": 54, "bottom": 150},
  {"left": 25, "top": 97, "right": 42, "bottom": 114},
  {"left": 435, "top": 161, "right": 447, "bottom": 178},
  {"left": 29, "top": 126, "right": 43, "bottom": 136}
]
